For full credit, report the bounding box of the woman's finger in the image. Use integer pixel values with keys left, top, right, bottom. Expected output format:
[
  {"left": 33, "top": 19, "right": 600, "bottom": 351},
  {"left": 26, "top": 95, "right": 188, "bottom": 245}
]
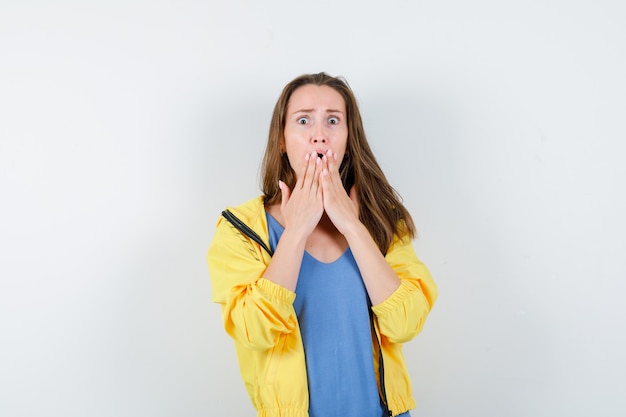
[
  {"left": 321, "top": 149, "right": 341, "bottom": 191},
  {"left": 325, "top": 149, "right": 339, "bottom": 174},
  {"left": 301, "top": 150, "right": 319, "bottom": 190},
  {"left": 279, "top": 180, "right": 291, "bottom": 209}
]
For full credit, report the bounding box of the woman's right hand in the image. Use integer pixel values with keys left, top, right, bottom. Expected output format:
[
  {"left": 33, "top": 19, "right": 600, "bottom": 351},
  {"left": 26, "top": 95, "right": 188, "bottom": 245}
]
[
  {"left": 279, "top": 151, "right": 324, "bottom": 240},
  {"left": 264, "top": 151, "right": 324, "bottom": 292}
]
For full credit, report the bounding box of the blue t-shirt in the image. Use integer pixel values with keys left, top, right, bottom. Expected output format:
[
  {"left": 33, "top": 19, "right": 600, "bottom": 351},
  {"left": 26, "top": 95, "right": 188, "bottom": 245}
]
[{"left": 267, "top": 214, "right": 410, "bottom": 417}]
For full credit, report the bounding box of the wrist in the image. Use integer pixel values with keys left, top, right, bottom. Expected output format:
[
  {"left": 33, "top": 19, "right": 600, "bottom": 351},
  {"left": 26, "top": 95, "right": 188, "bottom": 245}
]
[
  {"left": 342, "top": 220, "right": 369, "bottom": 243},
  {"left": 279, "top": 226, "right": 310, "bottom": 248}
]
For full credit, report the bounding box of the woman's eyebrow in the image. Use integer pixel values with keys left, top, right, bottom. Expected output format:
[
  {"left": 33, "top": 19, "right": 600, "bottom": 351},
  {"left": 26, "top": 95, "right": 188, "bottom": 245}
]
[{"left": 292, "top": 108, "right": 345, "bottom": 114}]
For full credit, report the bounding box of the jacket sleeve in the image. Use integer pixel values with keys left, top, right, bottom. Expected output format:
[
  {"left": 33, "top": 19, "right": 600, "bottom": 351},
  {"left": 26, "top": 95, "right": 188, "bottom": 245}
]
[
  {"left": 371, "top": 232, "right": 438, "bottom": 343},
  {"left": 207, "top": 215, "right": 298, "bottom": 351}
]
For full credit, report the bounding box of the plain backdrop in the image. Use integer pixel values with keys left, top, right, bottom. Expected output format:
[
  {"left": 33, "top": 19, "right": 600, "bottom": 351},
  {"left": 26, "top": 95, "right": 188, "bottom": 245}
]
[{"left": 1, "top": 1, "right": 625, "bottom": 416}]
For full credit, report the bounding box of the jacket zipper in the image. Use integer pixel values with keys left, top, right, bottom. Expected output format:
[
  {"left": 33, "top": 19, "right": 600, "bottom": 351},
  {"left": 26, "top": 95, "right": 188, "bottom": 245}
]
[
  {"left": 370, "top": 308, "right": 393, "bottom": 416},
  {"left": 221, "top": 209, "right": 274, "bottom": 257}
]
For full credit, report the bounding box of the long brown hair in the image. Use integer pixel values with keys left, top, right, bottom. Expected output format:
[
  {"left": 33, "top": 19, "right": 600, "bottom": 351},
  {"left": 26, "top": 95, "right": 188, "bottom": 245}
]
[{"left": 261, "top": 72, "right": 416, "bottom": 253}]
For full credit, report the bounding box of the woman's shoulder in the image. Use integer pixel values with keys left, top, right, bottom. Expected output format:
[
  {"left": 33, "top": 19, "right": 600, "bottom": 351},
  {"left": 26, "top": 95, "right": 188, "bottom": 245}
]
[
  {"left": 215, "top": 195, "right": 272, "bottom": 242},
  {"left": 224, "top": 195, "right": 266, "bottom": 221}
]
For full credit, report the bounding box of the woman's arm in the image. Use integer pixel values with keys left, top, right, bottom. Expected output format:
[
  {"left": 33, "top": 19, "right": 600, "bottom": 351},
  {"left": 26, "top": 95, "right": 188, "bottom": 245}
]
[
  {"left": 319, "top": 150, "right": 403, "bottom": 304},
  {"left": 341, "top": 220, "right": 403, "bottom": 305},
  {"left": 208, "top": 152, "right": 326, "bottom": 349},
  {"left": 208, "top": 215, "right": 298, "bottom": 351},
  {"left": 372, "top": 232, "right": 438, "bottom": 343},
  {"left": 320, "top": 150, "right": 437, "bottom": 341},
  {"left": 263, "top": 151, "right": 325, "bottom": 291},
  {"left": 342, "top": 218, "right": 437, "bottom": 343}
]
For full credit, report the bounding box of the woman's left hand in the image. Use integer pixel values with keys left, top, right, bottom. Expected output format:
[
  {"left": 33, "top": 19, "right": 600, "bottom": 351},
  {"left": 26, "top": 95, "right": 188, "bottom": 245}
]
[
  {"left": 321, "top": 150, "right": 403, "bottom": 306},
  {"left": 320, "top": 149, "right": 360, "bottom": 235}
]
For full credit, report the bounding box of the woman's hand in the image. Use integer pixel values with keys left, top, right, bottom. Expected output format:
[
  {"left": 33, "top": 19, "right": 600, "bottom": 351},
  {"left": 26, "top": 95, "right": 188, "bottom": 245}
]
[
  {"left": 319, "top": 149, "right": 402, "bottom": 305},
  {"left": 319, "top": 149, "right": 360, "bottom": 235},
  {"left": 279, "top": 150, "right": 325, "bottom": 239}
]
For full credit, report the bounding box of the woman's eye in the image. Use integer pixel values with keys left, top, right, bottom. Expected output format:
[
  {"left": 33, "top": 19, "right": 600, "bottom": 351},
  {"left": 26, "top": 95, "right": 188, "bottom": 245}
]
[
  {"left": 328, "top": 117, "right": 339, "bottom": 125},
  {"left": 297, "top": 117, "right": 309, "bottom": 125}
]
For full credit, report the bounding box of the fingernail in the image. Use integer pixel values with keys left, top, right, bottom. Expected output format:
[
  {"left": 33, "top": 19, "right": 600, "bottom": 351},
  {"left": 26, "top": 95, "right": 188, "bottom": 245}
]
[
  {"left": 333, "top": 152, "right": 337, "bottom": 160},
  {"left": 305, "top": 153, "right": 310, "bottom": 161},
  {"left": 323, "top": 168, "right": 328, "bottom": 176}
]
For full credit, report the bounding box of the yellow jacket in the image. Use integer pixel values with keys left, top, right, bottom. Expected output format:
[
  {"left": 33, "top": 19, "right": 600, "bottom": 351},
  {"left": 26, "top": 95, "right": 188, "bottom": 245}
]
[{"left": 207, "top": 196, "right": 438, "bottom": 417}]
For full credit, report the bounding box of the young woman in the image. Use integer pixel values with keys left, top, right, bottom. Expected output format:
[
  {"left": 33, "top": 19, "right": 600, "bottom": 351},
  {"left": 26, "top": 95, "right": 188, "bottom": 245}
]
[{"left": 207, "top": 73, "right": 437, "bottom": 417}]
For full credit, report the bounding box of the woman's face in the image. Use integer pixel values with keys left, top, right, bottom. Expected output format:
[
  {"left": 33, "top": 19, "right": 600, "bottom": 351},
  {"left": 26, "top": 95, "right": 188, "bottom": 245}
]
[{"left": 283, "top": 84, "right": 348, "bottom": 178}]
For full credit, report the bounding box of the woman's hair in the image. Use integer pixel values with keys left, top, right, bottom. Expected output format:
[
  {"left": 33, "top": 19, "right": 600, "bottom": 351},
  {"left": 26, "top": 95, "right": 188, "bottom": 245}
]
[{"left": 261, "top": 72, "right": 416, "bottom": 253}]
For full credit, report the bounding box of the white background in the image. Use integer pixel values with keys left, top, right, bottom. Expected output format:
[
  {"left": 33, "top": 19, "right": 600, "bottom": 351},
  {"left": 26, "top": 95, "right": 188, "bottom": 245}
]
[{"left": 1, "top": 1, "right": 625, "bottom": 416}]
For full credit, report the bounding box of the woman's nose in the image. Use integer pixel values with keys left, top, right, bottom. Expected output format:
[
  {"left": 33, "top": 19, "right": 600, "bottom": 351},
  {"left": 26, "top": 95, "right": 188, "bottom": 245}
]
[{"left": 311, "top": 124, "right": 327, "bottom": 143}]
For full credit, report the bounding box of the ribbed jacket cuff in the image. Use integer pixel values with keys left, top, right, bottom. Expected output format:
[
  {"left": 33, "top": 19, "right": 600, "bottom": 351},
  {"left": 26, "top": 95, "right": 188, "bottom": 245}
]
[
  {"left": 371, "top": 280, "right": 413, "bottom": 317},
  {"left": 257, "top": 277, "right": 297, "bottom": 304}
]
